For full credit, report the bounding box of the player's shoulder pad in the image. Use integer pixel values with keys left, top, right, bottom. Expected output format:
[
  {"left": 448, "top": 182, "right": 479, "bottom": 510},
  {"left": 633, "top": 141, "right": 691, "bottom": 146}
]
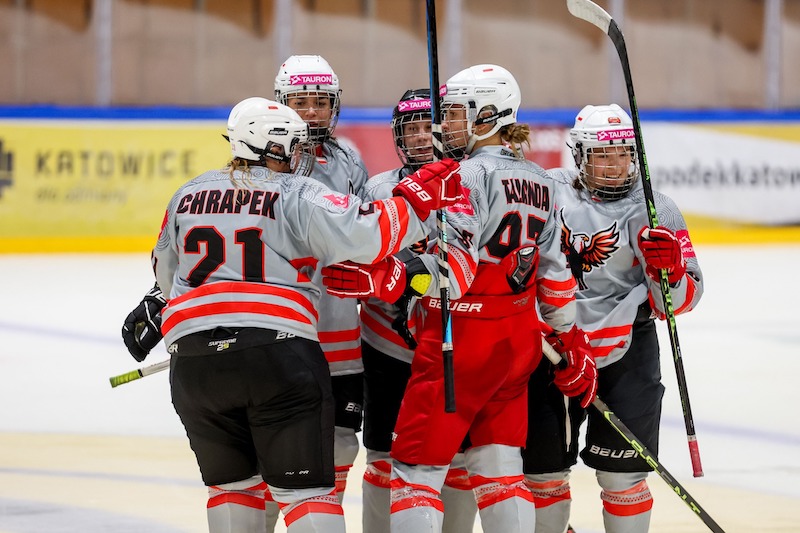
[
  {"left": 545, "top": 167, "right": 576, "bottom": 186},
  {"left": 363, "top": 168, "right": 403, "bottom": 201},
  {"left": 292, "top": 174, "right": 357, "bottom": 212}
]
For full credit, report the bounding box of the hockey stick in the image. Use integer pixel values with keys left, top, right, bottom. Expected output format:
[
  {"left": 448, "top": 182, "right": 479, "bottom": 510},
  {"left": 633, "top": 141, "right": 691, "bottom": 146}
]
[
  {"left": 541, "top": 340, "right": 725, "bottom": 533},
  {"left": 109, "top": 359, "right": 170, "bottom": 388},
  {"left": 565, "top": 0, "right": 704, "bottom": 478},
  {"left": 426, "top": 0, "right": 456, "bottom": 413}
]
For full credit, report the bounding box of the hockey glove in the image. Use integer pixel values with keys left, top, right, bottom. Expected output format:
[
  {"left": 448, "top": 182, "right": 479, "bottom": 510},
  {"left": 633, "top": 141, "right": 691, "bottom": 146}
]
[
  {"left": 547, "top": 326, "right": 598, "bottom": 409},
  {"left": 121, "top": 283, "right": 167, "bottom": 362},
  {"left": 502, "top": 245, "right": 539, "bottom": 294},
  {"left": 638, "top": 226, "right": 686, "bottom": 285},
  {"left": 321, "top": 256, "right": 407, "bottom": 304},
  {"left": 392, "top": 158, "right": 463, "bottom": 221}
]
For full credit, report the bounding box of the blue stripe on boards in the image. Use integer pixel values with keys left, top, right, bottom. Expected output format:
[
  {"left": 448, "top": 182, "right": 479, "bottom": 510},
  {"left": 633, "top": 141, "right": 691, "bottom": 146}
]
[{"left": 1, "top": 105, "right": 799, "bottom": 124}]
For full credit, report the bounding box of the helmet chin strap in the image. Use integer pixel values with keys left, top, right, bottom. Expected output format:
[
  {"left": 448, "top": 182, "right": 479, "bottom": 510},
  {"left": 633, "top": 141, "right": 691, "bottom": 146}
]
[
  {"left": 466, "top": 121, "right": 502, "bottom": 154},
  {"left": 465, "top": 105, "right": 513, "bottom": 153}
]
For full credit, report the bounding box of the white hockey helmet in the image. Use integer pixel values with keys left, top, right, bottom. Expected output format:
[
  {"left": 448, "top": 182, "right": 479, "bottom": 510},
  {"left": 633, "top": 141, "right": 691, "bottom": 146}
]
[
  {"left": 391, "top": 88, "right": 433, "bottom": 170},
  {"left": 226, "top": 97, "right": 314, "bottom": 175},
  {"left": 569, "top": 103, "right": 638, "bottom": 200},
  {"left": 274, "top": 55, "right": 341, "bottom": 144},
  {"left": 441, "top": 64, "right": 521, "bottom": 156}
]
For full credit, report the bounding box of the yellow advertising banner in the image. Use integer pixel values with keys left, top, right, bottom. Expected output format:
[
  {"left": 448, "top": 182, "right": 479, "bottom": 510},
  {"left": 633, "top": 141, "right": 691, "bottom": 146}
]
[{"left": 0, "top": 120, "right": 230, "bottom": 252}]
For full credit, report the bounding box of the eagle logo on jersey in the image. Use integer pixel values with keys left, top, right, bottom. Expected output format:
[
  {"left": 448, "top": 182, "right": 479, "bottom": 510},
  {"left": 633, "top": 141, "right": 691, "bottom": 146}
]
[{"left": 559, "top": 210, "right": 620, "bottom": 290}]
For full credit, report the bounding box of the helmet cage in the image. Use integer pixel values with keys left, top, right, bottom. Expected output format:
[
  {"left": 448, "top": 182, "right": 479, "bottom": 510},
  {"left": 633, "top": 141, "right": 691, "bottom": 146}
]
[
  {"left": 573, "top": 144, "right": 638, "bottom": 201},
  {"left": 392, "top": 89, "right": 433, "bottom": 170},
  {"left": 441, "top": 64, "right": 520, "bottom": 155},
  {"left": 569, "top": 104, "right": 639, "bottom": 201}
]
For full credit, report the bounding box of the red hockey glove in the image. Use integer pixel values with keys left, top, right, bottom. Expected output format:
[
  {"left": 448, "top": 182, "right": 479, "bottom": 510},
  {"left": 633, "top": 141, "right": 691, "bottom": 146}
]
[
  {"left": 392, "top": 158, "right": 463, "bottom": 221},
  {"left": 638, "top": 226, "right": 686, "bottom": 285},
  {"left": 547, "top": 326, "right": 598, "bottom": 409},
  {"left": 321, "top": 256, "right": 407, "bottom": 304}
]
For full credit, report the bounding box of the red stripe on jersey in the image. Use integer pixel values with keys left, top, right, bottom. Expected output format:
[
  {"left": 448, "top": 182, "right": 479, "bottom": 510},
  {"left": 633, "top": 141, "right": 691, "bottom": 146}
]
[
  {"left": 168, "top": 282, "right": 317, "bottom": 320},
  {"left": 323, "top": 347, "right": 361, "bottom": 363},
  {"left": 360, "top": 305, "right": 407, "bottom": 347},
  {"left": 592, "top": 343, "right": 626, "bottom": 358},
  {"left": 207, "top": 492, "right": 264, "bottom": 510},
  {"left": 674, "top": 275, "right": 697, "bottom": 315},
  {"left": 448, "top": 246, "right": 477, "bottom": 295},
  {"left": 318, "top": 327, "right": 361, "bottom": 344},
  {"left": 283, "top": 501, "right": 344, "bottom": 527},
  {"left": 537, "top": 277, "right": 578, "bottom": 307},
  {"left": 373, "top": 198, "right": 412, "bottom": 261},
  {"left": 587, "top": 325, "right": 632, "bottom": 340},
  {"left": 289, "top": 257, "right": 319, "bottom": 283},
  {"left": 162, "top": 301, "right": 312, "bottom": 336}
]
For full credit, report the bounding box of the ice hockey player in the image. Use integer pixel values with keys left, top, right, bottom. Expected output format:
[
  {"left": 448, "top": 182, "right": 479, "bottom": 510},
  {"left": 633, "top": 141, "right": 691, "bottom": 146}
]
[
  {"left": 522, "top": 103, "right": 704, "bottom": 533},
  {"left": 272, "top": 55, "right": 370, "bottom": 525},
  {"left": 121, "top": 97, "right": 462, "bottom": 533},
  {"left": 352, "top": 88, "right": 478, "bottom": 532},
  {"left": 322, "top": 65, "right": 597, "bottom": 533}
]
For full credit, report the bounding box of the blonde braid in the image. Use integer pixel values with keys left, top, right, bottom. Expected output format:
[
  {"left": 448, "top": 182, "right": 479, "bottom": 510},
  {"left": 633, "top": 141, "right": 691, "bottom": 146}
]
[{"left": 500, "top": 123, "right": 532, "bottom": 159}]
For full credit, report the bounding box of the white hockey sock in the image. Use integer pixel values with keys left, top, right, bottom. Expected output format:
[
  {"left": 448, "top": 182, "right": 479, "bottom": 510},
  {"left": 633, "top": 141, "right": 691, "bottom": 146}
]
[
  {"left": 363, "top": 452, "right": 393, "bottom": 533},
  {"left": 264, "top": 485, "right": 280, "bottom": 532},
  {"left": 206, "top": 475, "right": 266, "bottom": 533},
  {"left": 597, "top": 471, "right": 653, "bottom": 533},
  {"left": 441, "top": 454, "right": 478, "bottom": 533},
  {"left": 272, "top": 485, "right": 345, "bottom": 533},
  {"left": 466, "top": 444, "right": 534, "bottom": 533},
  {"left": 334, "top": 425, "right": 359, "bottom": 504},
  {"left": 390, "top": 461, "right": 448, "bottom": 533},
  {"left": 524, "top": 472, "right": 572, "bottom": 533}
]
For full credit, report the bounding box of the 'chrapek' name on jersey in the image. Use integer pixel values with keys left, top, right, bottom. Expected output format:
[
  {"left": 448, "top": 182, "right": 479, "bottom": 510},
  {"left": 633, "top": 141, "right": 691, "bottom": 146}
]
[{"left": 176, "top": 189, "right": 280, "bottom": 218}]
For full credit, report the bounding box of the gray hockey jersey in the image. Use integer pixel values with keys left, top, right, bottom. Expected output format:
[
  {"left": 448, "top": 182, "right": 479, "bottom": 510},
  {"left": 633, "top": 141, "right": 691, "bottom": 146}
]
[
  {"left": 359, "top": 167, "right": 429, "bottom": 363},
  {"left": 418, "top": 145, "right": 576, "bottom": 332},
  {"left": 311, "top": 140, "right": 370, "bottom": 376},
  {"left": 153, "top": 166, "right": 428, "bottom": 350},
  {"left": 548, "top": 167, "right": 704, "bottom": 368}
]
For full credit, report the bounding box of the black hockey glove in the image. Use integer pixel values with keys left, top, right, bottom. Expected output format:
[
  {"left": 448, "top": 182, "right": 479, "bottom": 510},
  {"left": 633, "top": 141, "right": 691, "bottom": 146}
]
[{"left": 122, "top": 283, "right": 167, "bottom": 362}]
